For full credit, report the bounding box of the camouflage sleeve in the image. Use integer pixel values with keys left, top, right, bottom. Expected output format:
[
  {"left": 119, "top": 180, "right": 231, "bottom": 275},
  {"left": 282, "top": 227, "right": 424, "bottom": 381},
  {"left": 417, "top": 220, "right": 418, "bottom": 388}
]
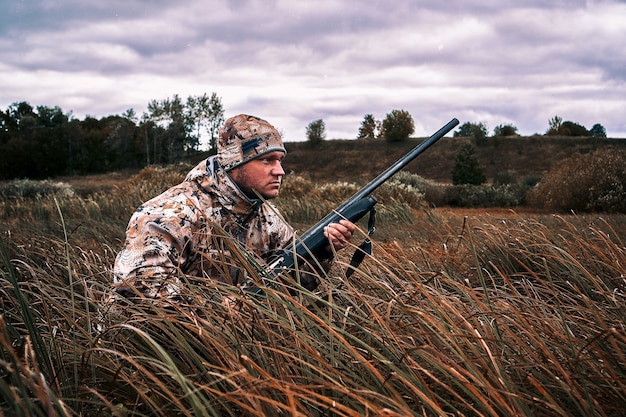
[{"left": 112, "top": 199, "right": 198, "bottom": 304}]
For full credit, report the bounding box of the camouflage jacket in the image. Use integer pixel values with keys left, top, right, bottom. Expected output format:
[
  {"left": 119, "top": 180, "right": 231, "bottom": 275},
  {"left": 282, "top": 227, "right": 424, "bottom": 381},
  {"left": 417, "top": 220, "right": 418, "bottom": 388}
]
[{"left": 112, "top": 156, "right": 329, "bottom": 304}]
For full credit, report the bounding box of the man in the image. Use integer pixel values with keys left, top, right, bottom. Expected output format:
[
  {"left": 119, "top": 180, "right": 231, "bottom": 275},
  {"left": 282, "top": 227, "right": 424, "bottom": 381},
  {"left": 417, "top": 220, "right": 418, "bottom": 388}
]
[{"left": 112, "top": 114, "right": 355, "bottom": 306}]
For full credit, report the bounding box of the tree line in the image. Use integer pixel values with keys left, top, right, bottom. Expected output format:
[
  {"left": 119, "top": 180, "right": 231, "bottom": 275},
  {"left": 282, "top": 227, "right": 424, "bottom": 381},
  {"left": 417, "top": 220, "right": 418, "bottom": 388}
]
[
  {"left": 1, "top": 95, "right": 609, "bottom": 180},
  {"left": 303, "top": 111, "right": 608, "bottom": 188},
  {"left": 306, "top": 110, "right": 606, "bottom": 143},
  {"left": 305, "top": 111, "right": 607, "bottom": 143},
  {"left": 0, "top": 93, "right": 224, "bottom": 179}
]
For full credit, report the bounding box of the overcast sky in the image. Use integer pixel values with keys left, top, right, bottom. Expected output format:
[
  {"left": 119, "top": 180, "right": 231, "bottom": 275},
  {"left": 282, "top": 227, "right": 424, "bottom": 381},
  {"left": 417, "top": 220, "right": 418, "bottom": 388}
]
[{"left": 2, "top": 0, "right": 625, "bottom": 142}]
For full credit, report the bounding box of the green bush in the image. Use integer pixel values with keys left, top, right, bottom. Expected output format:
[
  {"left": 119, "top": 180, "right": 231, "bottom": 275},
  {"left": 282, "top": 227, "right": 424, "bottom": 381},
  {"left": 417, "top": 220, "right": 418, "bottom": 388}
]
[
  {"left": 527, "top": 148, "right": 626, "bottom": 212},
  {"left": 453, "top": 121, "right": 488, "bottom": 140},
  {"left": 410, "top": 180, "right": 529, "bottom": 208},
  {"left": 546, "top": 120, "right": 590, "bottom": 136},
  {"left": 590, "top": 123, "right": 607, "bottom": 138},
  {"left": 493, "top": 123, "right": 518, "bottom": 137},
  {"left": 381, "top": 109, "right": 414, "bottom": 142}
]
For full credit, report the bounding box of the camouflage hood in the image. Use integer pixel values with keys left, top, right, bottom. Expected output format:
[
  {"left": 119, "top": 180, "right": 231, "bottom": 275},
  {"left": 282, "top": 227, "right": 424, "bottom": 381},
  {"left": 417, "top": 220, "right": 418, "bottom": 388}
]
[{"left": 185, "top": 156, "right": 262, "bottom": 217}]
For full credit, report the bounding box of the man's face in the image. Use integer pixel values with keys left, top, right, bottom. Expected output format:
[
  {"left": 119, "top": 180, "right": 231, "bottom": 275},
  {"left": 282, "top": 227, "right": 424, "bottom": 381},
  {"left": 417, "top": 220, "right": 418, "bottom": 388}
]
[{"left": 229, "top": 151, "right": 285, "bottom": 199}]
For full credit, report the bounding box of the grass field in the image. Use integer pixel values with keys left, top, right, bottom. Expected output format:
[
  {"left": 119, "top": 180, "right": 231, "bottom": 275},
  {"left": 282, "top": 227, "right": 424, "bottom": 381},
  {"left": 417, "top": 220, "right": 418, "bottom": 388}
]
[{"left": 1, "top": 163, "right": 625, "bottom": 416}]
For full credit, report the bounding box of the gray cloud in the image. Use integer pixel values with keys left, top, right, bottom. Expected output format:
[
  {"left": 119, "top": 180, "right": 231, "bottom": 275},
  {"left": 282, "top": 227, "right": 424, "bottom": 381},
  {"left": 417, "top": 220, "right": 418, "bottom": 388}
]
[{"left": 1, "top": 0, "right": 625, "bottom": 141}]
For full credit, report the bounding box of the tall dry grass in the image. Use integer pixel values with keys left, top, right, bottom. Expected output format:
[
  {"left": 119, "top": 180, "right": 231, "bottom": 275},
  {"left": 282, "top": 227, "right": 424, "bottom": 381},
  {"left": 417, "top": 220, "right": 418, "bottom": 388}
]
[{"left": 1, "top": 168, "right": 625, "bottom": 416}]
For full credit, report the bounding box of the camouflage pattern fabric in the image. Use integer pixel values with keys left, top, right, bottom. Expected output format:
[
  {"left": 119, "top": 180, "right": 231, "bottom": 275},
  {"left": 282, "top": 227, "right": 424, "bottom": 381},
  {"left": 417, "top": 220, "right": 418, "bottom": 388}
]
[
  {"left": 218, "top": 114, "right": 286, "bottom": 171},
  {"left": 111, "top": 156, "right": 329, "bottom": 306}
]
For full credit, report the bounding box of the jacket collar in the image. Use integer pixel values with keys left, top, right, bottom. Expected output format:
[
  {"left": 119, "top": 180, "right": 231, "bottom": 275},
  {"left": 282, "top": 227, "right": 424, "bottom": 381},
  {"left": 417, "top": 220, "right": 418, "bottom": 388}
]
[{"left": 186, "top": 156, "right": 262, "bottom": 215}]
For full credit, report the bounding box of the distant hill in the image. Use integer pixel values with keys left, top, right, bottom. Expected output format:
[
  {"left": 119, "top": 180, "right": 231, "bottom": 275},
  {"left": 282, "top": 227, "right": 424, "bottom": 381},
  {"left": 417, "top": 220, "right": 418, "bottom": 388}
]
[{"left": 279, "top": 136, "right": 626, "bottom": 184}]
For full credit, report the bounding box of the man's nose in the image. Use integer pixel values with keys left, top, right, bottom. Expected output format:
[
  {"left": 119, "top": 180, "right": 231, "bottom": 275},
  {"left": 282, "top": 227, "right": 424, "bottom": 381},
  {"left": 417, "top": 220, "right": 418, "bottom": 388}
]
[{"left": 272, "top": 161, "right": 285, "bottom": 176}]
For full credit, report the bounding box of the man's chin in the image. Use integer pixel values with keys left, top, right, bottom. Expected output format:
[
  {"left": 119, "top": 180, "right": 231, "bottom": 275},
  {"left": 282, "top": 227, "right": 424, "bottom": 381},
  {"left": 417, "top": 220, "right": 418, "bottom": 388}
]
[{"left": 261, "top": 188, "right": 280, "bottom": 199}]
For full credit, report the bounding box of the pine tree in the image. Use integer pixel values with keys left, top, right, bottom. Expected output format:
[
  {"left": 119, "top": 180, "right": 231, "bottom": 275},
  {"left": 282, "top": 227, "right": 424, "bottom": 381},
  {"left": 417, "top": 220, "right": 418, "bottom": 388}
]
[{"left": 451, "top": 142, "right": 486, "bottom": 185}]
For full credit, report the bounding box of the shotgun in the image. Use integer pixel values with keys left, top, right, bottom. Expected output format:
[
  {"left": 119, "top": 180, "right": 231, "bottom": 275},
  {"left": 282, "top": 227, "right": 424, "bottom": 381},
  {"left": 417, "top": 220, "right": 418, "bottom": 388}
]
[{"left": 247, "top": 118, "right": 459, "bottom": 293}]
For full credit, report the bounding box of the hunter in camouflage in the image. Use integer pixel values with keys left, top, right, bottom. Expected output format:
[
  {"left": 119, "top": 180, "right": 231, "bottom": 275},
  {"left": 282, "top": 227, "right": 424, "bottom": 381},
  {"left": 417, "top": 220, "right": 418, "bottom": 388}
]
[{"left": 111, "top": 114, "right": 355, "bottom": 307}]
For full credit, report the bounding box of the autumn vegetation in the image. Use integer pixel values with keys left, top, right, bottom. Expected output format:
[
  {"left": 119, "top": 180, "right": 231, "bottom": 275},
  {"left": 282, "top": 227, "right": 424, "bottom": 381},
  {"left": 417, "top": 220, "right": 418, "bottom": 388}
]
[{"left": 1, "top": 100, "right": 625, "bottom": 415}]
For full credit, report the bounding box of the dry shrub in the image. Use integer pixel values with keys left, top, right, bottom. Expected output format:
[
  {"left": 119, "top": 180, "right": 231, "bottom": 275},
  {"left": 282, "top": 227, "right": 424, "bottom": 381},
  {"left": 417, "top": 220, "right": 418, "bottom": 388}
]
[
  {"left": 528, "top": 148, "right": 626, "bottom": 212},
  {"left": 0, "top": 179, "right": 75, "bottom": 199},
  {"left": 2, "top": 188, "right": 626, "bottom": 415},
  {"left": 128, "top": 164, "right": 191, "bottom": 194},
  {"left": 278, "top": 173, "right": 425, "bottom": 233},
  {"left": 278, "top": 177, "right": 362, "bottom": 230},
  {"left": 281, "top": 171, "right": 426, "bottom": 208},
  {"left": 279, "top": 172, "right": 316, "bottom": 197},
  {"left": 280, "top": 174, "right": 359, "bottom": 204},
  {"left": 317, "top": 181, "right": 361, "bottom": 204},
  {"left": 378, "top": 171, "right": 426, "bottom": 208},
  {"left": 493, "top": 169, "right": 519, "bottom": 185}
]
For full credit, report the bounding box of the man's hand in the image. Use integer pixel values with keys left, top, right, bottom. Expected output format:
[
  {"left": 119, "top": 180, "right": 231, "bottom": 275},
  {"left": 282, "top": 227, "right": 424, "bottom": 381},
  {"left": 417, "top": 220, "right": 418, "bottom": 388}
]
[{"left": 324, "top": 219, "right": 356, "bottom": 251}]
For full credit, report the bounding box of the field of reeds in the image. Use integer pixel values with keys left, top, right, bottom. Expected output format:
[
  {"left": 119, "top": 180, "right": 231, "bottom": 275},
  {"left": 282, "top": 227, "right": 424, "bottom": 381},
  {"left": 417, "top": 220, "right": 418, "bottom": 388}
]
[{"left": 1, "top": 165, "right": 625, "bottom": 416}]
